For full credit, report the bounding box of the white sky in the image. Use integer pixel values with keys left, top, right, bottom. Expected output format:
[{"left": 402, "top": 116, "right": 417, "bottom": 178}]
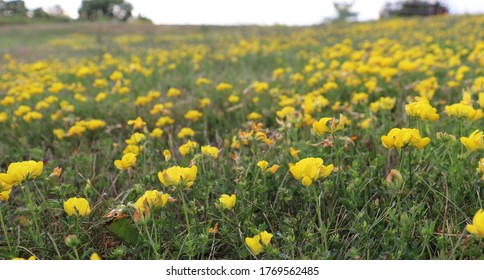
[{"left": 23, "top": 0, "right": 484, "bottom": 25}]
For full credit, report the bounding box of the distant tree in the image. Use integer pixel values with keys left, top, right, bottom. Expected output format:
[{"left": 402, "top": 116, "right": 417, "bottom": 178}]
[
  {"left": 78, "top": 0, "right": 133, "bottom": 21},
  {"left": 323, "top": 1, "right": 358, "bottom": 23},
  {"left": 380, "top": 0, "right": 448, "bottom": 18},
  {"left": 31, "top": 7, "right": 50, "bottom": 19},
  {"left": 45, "top": 5, "right": 70, "bottom": 19},
  {"left": 0, "top": 0, "right": 28, "bottom": 17},
  {"left": 133, "top": 14, "right": 153, "bottom": 24}
]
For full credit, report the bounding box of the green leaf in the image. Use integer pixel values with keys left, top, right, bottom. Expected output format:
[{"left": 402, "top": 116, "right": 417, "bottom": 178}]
[{"left": 106, "top": 218, "right": 140, "bottom": 246}]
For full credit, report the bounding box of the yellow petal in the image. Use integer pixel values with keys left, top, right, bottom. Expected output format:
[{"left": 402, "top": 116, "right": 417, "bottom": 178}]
[{"left": 302, "top": 176, "right": 312, "bottom": 187}]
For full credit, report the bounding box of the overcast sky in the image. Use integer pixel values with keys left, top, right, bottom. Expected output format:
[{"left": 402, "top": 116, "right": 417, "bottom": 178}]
[{"left": 23, "top": 0, "right": 484, "bottom": 25}]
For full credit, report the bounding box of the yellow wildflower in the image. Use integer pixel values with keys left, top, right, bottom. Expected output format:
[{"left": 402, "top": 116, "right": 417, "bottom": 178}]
[
  {"left": 460, "top": 130, "right": 484, "bottom": 152},
  {"left": 63, "top": 197, "right": 91, "bottom": 217},
  {"left": 158, "top": 165, "right": 197, "bottom": 188},
  {"left": 381, "top": 128, "right": 430, "bottom": 150},
  {"left": 201, "top": 145, "right": 219, "bottom": 159},
  {"left": 289, "top": 157, "right": 333, "bottom": 187},
  {"left": 135, "top": 190, "right": 169, "bottom": 213},
  {"left": 90, "top": 253, "right": 102, "bottom": 260},
  {"left": 245, "top": 231, "right": 273, "bottom": 256},
  {"left": 184, "top": 110, "right": 203, "bottom": 122},
  {"left": 179, "top": 140, "right": 199, "bottom": 156},
  {"left": 177, "top": 127, "right": 195, "bottom": 138},
  {"left": 466, "top": 209, "right": 484, "bottom": 237},
  {"left": 163, "top": 150, "right": 172, "bottom": 161},
  {"left": 219, "top": 194, "right": 236, "bottom": 210},
  {"left": 257, "top": 160, "right": 269, "bottom": 172},
  {"left": 114, "top": 153, "right": 137, "bottom": 170},
  {"left": 127, "top": 117, "right": 146, "bottom": 129}
]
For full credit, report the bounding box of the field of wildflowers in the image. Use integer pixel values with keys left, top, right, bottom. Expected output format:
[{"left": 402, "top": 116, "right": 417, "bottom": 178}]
[{"left": 0, "top": 16, "right": 483, "bottom": 260}]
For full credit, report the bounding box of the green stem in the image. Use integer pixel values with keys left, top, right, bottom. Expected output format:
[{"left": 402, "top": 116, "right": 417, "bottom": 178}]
[
  {"left": 179, "top": 188, "right": 191, "bottom": 237},
  {"left": 72, "top": 247, "right": 80, "bottom": 260},
  {"left": 143, "top": 222, "right": 159, "bottom": 259},
  {"left": 310, "top": 186, "right": 328, "bottom": 253},
  {"left": 0, "top": 205, "right": 12, "bottom": 253},
  {"left": 408, "top": 149, "right": 413, "bottom": 189},
  {"left": 23, "top": 182, "right": 43, "bottom": 247}
]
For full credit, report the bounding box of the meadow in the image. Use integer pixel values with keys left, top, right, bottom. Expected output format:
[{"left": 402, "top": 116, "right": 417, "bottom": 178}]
[{"left": 0, "top": 16, "right": 483, "bottom": 260}]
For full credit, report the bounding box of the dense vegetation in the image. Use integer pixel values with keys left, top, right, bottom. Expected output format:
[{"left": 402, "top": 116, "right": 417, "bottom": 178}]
[{"left": 0, "top": 16, "right": 483, "bottom": 260}]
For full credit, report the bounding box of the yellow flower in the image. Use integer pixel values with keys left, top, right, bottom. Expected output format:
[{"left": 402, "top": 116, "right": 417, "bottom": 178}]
[
  {"left": 312, "top": 114, "right": 346, "bottom": 135},
  {"left": 155, "top": 116, "right": 175, "bottom": 127},
  {"left": 135, "top": 190, "right": 169, "bottom": 213},
  {"left": 289, "top": 157, "right": 333, "bottom": 187},
  {"left": 23, "top": 111, "right": 43, "bottom": 122},
  {"left": 0, "top": 188, "right": 11, "bottom": 201},
  {"left": 123, "top": 145, "right": 143, "bottom": 156},
  {"left": 253, "top": 131, "right": 271, "bottom": 145},
  {"left": 252, "top": 81, "right": 269, "bottom": 93},
  {"left": 0, "top": 112, "right": 7, "bottom": 123},
  {"left": 267, "top": 164, "right": 280, "bottom": 174},
  {"left": 445, "top": 103, "right": 483, "bottom": 121},
  {"left": 201, "top": 145, "right": 219, "bottom": 159},
  {"left": 208, "top": 223, "right": 219, "bottom": 234},
  {"left": 177, "top": 127, "right": 195, "bottom": 138},
  {"left": 14, "top": 105, "right": 31, "bottom": 117},
  {"left": 228, "top": 95, "right": 239, "bottom": 103},
  {"left": 179, "top": 140, "right": 198, "bottom": 156},
  {"left": 259, "top": 230, "right": 273, "bottom": 246},
  {"left": 11, "top": 256, "right": 36, "bottom": 260},
  {"left": 351, "top": 92, "right": 368, "bottom": 104},
  {"left": 477, "top": 158, "right": 484, "bottom": 180},
  {"left": 0, "top": 160, "right": 44, "bottom": 187},
  {"left": 370, "top": 97, "right": 396, "bottom": 113},
  {"left": 127, "top": 117, "right": 146, "bottom": 129},
  {"left": 257, "top": 160, "right": 269, "bottom": 172},
  {"left": 114, "top": 153, "right": 137, "bottom": 170},
  {"left": 245, "top": 235, "right": 263, "bottom": 256},
  {"left": 219, "top": 194, "right": 236, "bottom": 210},
  {"left": 381, "top": 128, "right": 431, "bottom": 150},
  {"left": 82, "top": 119, "right": 106, "bottom": 131},
  {"left": 358, "top": 118, "right": 372, "bottom": 129},
  {"left": 184, "top": 110, "right": 203, "bottom": 122},
  {"left": 247, "top": 112, "right": 262, "bottom": 120},
  {"left": 245, "top": 230, "right": 273, "bottom": 256},
  {"left": 199, "top": 98, "right": 211, "bottom": 108},
  {"left": 289, "top": 147, "right": 299, "bottom": 159},
  {"left": 63, "top": 197, "right": 91, "bottom": 217},
  {"left": 466, "top": 209, "right": 484, "bottom": 237},
  {"left": 163, "top": 149, "right": 172, "bottom": 161},
  {"left": 276, "top": 106, "right": 296, "bottom": 119},
  {"left": 150, "top": 128, "right": 163, "bottom": 138},
  {"left": 125, "top": 132, "right": 146, "bottom": 145},
  {"left": 110, "top": 70, "right": 123, "bottom": 81},
  {"left": 90, "top": 253, "right": 102, "bottom": 260},
  {"left": 405, "top": 97, "right": 439, "bottom": 122},
  {"left": 158, "top": 165, "right": 198, "bottom": 188},
  {"left": 460, "top": 130, "right": 484, "bottom": 152},
  {"left": 66, "top": 125, "right": 86, "bottom": 137},
  {"left": 216, "top": 82, "right": 233, "bottom": 91},
  {"left": 167, "top": 88, "right": 181, "bottom": 97},
  {"left": 312, "top": 117, "right": 332, "bottom": 135},
  {"left": 196, "top": 77, "right": 212, "bottom": 85},
  {"left": 50, "top": 166, "right": 62, "bottom": 177}
]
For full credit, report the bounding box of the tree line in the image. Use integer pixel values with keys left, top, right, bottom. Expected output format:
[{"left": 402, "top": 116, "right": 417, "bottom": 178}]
[{"left": 0, "top": 0, "right": 150, "bottom": 22}]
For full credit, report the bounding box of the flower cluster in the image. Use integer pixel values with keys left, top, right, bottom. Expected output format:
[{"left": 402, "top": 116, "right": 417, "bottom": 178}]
[
  {"left": 381, "top": 128, "right": 430, "bottom": 150},
  {"left": 405, "top": 97, "right": 439, "bottom": 122},
  {"left": 245, "top": 231, "right": 273, "bottom": 256}
]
